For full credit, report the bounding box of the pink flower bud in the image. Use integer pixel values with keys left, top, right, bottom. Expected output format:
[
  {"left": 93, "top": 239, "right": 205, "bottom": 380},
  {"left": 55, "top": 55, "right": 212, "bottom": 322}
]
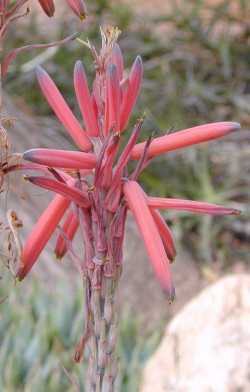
[
  {"left": 131, "top": 122, "right": 241, "bottom": 160},
  {"left": 74, "top": 61, "right": 99, "bottom": 136},
  {"left": 26, "top": 176, "right": 91, "bottom": 208},
  {"left": 36, "top": 66, "right": 92, "bottom": 152},
  {"left": 110, "top": 44, "right": 124, "bottom": 81},
  {"left": 17, "top": 194, "right": 70, "bottom": 280},
  {"left": 124, "top": 180, "right": 175, "bottom": 301},
  {"left": 55, "top": 210, "right": 79, "bottom": 258},
  {"left": 38, "top": 0, "right": 55, "bottom": 17},
  {"left": 150, "top": 209, "right": 176, "bottom": 263},
  {"left": 120, "top": 56, "right": 143, "bottom": 131},
  {"left": 106, "top": 64, "right": 121, "bottom": 133},
  {"left": 65, "top": 0, "right": 87, "bottom": 20},
  {"left": 147, "top": 197, "right": 240, "bottom": 216},
  {"left": 23, "top": 148, "right": 97, "bottom": 170}
]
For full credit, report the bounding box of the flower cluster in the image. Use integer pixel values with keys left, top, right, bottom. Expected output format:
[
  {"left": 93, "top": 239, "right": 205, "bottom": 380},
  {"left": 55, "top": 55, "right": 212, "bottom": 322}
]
[{"left": 10, "top": 29, "right": 240, "bottom": 301}]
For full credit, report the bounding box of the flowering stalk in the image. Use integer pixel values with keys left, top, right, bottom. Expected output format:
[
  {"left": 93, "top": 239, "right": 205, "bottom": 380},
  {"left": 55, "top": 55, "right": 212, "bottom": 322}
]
[{"left": 1, "top": 27, "right": 241, "bottom": 392}]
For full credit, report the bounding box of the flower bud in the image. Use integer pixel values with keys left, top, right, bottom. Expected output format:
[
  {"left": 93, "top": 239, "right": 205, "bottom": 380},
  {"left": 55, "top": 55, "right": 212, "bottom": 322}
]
[
  {"left": 38, "top": 0, "right": 55, "bottom": 17},
  {"left": 66, "top": 0, "right": 87, "bottom": 20}
]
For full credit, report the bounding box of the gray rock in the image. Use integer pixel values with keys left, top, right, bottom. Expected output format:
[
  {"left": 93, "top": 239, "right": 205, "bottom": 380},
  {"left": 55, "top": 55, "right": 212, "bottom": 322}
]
[{"left": 141, "top": 274, "right": 250, "bottom": 392}]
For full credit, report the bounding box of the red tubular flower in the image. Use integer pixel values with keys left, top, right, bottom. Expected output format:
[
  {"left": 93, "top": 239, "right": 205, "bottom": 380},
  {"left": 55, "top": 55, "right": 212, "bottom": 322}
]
[
  {"left": 55, "top": 210, "right": 79, "bottom": 259},
  {"left": 147, "top": 197, "right": 240, "bottom": 216},
  {"left": 111, "top": 43, "right": 124, "bottom": 81},
  {"left": 95, "top": 134, "right": 120, "bottom": 189},
  {"left": 124, "top": 180, "right": 175, "bottom": 301},
  {"left": 36, "top": 66, "right": 92, "bottom": 152},
  {"left": 150, "top": 208, "right": 176, "bottom": 263},
  {"left": 23, "top": 148, "right": 97, "bottom": 170},
  {"left": 74, "top": 61, "right": 99, "bottom": 136},
  {"left": 107, "top": 64, "right": 121, "bottom": 133},
  {"left": 105, "top": 118, "right": 143, "bottom": 209},
  {"left": 16, "top": 194, "right": 70, "bottom": 280},
  {"left": 120, "top": 56, "right": 143, "bottom": 131},
  {"left": 25, "top": 176, "right": 91, "bottom": 208},
  {"left": 131, "top": 122, "right": 240, "bottom": 160},
  {"left": 65, "top": 0, "right": 87, "bottom": 20},
  {"left": 38, "top": 0, "right": 55, "bottom": 17}
]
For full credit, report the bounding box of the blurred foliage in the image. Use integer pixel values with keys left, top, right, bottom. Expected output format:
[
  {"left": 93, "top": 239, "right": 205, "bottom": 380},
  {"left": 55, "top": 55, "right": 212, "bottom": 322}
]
[
  {"left": 4, "top": 0, "right": 250, "bottom": 260},
  {"left": 0, "top": 275, "right": 162, "bottom": 391}
]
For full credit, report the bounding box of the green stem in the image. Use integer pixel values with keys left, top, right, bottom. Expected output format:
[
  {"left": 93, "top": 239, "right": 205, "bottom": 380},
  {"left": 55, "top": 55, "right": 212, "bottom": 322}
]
[{"left": 86, "top": 272, "right": 120, "bottom": 392}]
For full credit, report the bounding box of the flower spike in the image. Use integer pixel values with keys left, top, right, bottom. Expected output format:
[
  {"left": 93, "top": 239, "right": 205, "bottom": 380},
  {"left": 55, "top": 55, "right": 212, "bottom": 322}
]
[
  {"left": 74, "top": 61, "right": 99, "bottom": 136},
  {"left": 36, "top": 66, "right": 92, "bottom": 151},
  {"left": 16, "top": 194, "right": 70, "bottom": 280},
  {"left": 120, "top": 56, "right": 143, "bottom": 131},
  {"left": 131, "top": 122, "right": 241, "bottom": 160},
  {"left": 147, "top": 197, "right": 241, "bottom": 216},
  {"left": 23, "top": 148, "right": 97, "bottom": 170},
  {"left": 124, "top": 180, "right": 175, "bottom": 301}
]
